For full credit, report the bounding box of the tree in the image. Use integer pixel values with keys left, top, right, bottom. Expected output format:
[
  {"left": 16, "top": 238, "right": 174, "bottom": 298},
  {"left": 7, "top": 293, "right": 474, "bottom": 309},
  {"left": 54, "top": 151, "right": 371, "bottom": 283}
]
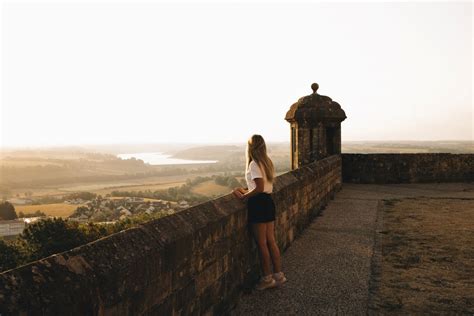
[
  {"left": 227, "top": 177, "right": 241, "bottom": 188},
  {"left": 65, "top": 192, "right": 97, "bottom": 201},
  {"left": 18, "top": 210, "right": 46, "bottom": 218},
  {"left": 90, "top": 211, "right": 107, "bottom": 222},
  {"left": 0, "top": 239, "right": 22, "bottom": 272},
  {"left": 0, "top": 201, "right": 17, "bottom": 220},
  {"left": 18, "top": 218, "right": 87, "bottom": 262},
  {"left": 79, "top": 222, "right": 108, "bottom": 242},
  {"left": 70, "top": 206, "right": 89, "bottom": 218}
]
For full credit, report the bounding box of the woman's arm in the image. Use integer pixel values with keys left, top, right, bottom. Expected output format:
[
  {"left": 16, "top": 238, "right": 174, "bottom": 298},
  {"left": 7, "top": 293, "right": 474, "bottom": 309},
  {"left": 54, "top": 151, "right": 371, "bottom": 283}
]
[{"left": 242, "top": 178, "right": 264, "bottom": 199}]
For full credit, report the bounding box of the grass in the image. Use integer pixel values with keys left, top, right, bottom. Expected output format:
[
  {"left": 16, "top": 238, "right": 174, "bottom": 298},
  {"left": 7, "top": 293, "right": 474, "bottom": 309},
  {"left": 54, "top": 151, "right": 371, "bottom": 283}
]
[
  {"left": 0, "top": 159, "right": 64, "bottom": 167},
  {"left": 14, "top": 203, "right": 82, "bottom": 218},
  {"left": 370, "top": 197, "right": 474, "bottom": 314},
  {"left": 87, "top": 181, "right": 185, "bottom": 195},
  {"left": 9, "top": 173, "right": 221, "bottom": 198},
  {"left": 190, "top": 180, "right": 231, "bottom": 196}
]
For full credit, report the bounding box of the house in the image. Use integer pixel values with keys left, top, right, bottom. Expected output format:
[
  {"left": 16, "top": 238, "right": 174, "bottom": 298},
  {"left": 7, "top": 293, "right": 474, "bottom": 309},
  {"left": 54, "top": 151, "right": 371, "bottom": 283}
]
[
  {"left": 21, "top": 217, "right": 43, "bottom": 224},
  {"left": 178, "top": 200, "right": 189, "bottom": 208},
  {"left": 0, "top": 219, "right": 26, "bottom": 237},
  {"left": 95, "top": 221, "right": 116, "bottom": 225},
  {"left": 69, "top": 214, "right": 89, "bottom": 223},
  {"left": 119, "top": 208, "right": 132, "bottom": 216},
  {"left": 135, "top": 204, "right": 146, "bottom": 212},
  {"left": 145, "top": 206, "right": 155, "bottom": 215}
]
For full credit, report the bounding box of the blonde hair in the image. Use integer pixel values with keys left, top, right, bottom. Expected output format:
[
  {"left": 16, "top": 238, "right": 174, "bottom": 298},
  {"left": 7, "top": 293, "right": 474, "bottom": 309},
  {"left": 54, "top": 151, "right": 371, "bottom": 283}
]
[{"left": 246, "top": 134, "right": 275, "bottom": 182}]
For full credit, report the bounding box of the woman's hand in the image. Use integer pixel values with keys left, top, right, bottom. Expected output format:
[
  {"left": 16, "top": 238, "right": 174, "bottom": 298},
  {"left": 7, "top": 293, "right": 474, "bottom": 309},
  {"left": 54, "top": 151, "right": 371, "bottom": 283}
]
[
  {"left": 232, "top": 188, "right": 241, "bottom": 198},
  {"left": 232, "top": 187, "right": 248, "bottom": 201}
]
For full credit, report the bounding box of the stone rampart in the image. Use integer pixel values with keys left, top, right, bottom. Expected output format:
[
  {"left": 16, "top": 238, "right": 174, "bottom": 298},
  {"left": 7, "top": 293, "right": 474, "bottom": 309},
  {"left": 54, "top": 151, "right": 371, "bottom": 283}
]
[
  {"left": 0, "top": 155, "right": 342, "bottom": 315},
  {"left": 342, "top": 153, "right": 473, "bottom": 183}
]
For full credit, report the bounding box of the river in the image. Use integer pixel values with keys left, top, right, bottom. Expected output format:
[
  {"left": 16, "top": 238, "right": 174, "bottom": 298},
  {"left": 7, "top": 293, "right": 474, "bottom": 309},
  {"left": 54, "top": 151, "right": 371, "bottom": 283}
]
[{"left": 117, "top": 152, "right": 218, "bottom": 165}]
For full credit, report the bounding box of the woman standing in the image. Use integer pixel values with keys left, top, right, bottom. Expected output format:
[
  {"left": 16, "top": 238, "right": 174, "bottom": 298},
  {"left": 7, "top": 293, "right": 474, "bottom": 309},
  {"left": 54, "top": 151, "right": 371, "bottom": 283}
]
[{"left": 232, "top": 134, "right": 287, "bottom": 290}]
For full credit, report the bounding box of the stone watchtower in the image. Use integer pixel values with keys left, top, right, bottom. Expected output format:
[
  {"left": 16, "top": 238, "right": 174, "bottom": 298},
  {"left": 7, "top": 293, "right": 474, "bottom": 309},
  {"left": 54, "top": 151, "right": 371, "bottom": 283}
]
[{"left": 285, "top": 83, "right": 347, "bottom": 170}]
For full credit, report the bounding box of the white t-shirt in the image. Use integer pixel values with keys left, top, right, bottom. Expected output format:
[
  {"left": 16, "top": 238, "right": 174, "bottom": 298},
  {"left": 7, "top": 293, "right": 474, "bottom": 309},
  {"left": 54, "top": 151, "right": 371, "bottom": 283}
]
[{"left": 245, "top": 160, "right": 273, "bottom": 193}]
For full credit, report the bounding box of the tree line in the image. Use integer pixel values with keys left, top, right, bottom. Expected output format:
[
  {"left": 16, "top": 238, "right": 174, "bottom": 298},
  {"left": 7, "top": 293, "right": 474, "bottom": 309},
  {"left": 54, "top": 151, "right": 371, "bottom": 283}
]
[
  {"left": 111, "top": 174, "right": 245, "bottom": 203},
  {"left": 0, "top": 213, "right": 168, "bottom": 273}
]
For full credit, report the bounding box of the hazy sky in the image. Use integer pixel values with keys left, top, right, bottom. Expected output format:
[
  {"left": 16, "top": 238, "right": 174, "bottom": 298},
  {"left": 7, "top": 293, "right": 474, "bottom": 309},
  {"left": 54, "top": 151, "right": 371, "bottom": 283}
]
[{"left": 1, "top": 1, "right": 472, "bottom": 148}]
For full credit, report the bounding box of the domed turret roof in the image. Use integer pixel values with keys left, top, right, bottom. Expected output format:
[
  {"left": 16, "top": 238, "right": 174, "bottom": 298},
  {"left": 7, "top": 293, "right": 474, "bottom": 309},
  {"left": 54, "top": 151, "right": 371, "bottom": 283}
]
[{"left": 285, "top": 83, "right": 347, "bottom": 124}]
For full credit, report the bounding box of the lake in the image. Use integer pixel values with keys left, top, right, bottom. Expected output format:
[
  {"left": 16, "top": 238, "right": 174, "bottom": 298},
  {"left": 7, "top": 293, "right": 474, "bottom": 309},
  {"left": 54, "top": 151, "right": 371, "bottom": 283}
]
[{"left": 117, "top": 152, "right": 218, "bottom": 165}]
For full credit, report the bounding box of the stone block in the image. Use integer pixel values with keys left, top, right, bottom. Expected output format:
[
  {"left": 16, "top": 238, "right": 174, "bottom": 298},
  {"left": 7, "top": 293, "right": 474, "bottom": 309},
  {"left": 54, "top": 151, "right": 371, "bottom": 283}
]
[{"left": 195, "top": 260, "right": 222, "bottom": 295}]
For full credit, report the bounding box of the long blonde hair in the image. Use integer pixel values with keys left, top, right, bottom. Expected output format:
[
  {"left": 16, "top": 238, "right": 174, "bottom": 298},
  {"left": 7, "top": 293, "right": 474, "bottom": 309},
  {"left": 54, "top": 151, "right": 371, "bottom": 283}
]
[{"left": 246, "top": 134, "right": 275, "bottom": 182}]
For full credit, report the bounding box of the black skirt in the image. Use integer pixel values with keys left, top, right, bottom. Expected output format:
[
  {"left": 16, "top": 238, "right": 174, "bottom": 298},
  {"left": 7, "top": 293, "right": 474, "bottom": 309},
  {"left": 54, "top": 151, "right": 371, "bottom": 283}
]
[{"left": 247, "top": 192, "right": 276, "bottom": 224}]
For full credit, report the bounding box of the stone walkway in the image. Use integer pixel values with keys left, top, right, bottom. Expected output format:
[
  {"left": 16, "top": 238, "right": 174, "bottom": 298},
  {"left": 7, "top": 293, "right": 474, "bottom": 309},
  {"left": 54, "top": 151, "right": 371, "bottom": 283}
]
[{"left": 232, "top": 182, "right": 474, "bottom": 315}]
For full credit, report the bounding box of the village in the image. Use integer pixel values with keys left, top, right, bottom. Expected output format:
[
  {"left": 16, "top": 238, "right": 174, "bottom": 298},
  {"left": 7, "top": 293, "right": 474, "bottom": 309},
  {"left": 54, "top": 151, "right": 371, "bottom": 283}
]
[
  {"left": 67, "top": 196, "right": 186, "bottom": 222},
  {"left": 0, "top": 196, "right": 191, "bottom": 238}
]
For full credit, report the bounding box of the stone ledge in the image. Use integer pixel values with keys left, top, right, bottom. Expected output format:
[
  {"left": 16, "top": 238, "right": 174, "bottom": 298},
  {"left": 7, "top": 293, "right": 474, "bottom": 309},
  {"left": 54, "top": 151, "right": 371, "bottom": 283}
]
[
  {"left": 342, "top": 153, "right": 474, "bottom": 183},
  {"left": 0, "top": 155, "right": 343, "bottom": 315}
]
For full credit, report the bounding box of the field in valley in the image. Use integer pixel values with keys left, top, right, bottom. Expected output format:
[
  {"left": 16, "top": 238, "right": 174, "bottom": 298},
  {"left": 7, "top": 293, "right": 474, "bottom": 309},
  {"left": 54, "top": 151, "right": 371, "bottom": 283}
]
[
  {"left": 14, "top": 203, "right": 84, "bottom": 218},
  {"left": 191, "top": 180, "right": 230, "bottom": 197}
]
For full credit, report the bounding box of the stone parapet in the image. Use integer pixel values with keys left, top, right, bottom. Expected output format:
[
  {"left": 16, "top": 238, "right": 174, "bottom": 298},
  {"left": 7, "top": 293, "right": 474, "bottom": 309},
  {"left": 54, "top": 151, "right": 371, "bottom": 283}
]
[
  {"left": 0, "top": 155, "right": 343, "bottom": 315},
  {"left": 342, "top": 153, "right": 474, "bottom": 183}
]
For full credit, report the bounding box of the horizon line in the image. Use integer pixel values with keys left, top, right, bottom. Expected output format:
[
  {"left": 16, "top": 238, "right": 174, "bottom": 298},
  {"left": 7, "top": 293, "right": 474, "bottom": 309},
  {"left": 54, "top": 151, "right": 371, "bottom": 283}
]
[{"left": 1, "top": 139, "right": 473, "bottom": 151}]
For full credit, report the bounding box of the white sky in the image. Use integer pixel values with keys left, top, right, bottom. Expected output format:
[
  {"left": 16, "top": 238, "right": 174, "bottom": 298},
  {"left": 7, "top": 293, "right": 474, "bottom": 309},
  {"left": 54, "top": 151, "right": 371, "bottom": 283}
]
[{"left": 1, "top": 1, "right": 472, "bottom": 148}]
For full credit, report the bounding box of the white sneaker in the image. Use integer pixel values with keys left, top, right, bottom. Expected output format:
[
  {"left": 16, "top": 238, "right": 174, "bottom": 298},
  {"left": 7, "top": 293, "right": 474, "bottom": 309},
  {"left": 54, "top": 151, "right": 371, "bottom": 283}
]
[
  {"left": 273, "top": 272, "right": 287, "bottom": 286},
  {"left": 255, "top": 275, "right": 277, "bottom": 291}
]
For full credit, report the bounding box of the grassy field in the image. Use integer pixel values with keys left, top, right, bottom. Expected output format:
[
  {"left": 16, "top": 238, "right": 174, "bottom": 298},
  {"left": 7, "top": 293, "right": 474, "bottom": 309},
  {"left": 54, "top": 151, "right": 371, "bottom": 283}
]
[
  {"left": 190, "top": 180, "right": 230, "bottom": 197},
  {"left": 0, "top": 159, "right": 65, "bottom": 167},
  {"left": 14, "top": 203, "right": 83, "bottom": 218},
  {"left": 370, "top": 197, "right": 474, "bottom": 314},
  {"left": 9, "top": 173, "right": 217, "bottom": 198},
  {"left": 10, "top": 183, "right": 184, "bottom": 199},
  {"left": 68, "top": 181, "right": 186, "bottom": 196},
  {"left": 108, "top": 197, "right": 167, "bottom": 202}
]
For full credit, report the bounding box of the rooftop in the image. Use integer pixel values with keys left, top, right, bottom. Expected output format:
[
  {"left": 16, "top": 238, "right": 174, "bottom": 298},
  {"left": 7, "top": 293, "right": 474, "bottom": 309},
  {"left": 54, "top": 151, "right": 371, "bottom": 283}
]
[
  {"left": 233, "top": 181, "right": 474, "bottom": 315},
  {"left": 285, "top": 83, "right": 347, "bottom": 124}
]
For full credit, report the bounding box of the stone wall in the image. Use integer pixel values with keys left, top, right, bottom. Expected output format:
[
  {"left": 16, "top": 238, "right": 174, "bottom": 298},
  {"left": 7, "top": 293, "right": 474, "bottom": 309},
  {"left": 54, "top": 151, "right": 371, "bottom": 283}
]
[
  {"left": 342, "top": 153, "right": 474, "bottom": 184},
  {"left": 0, "top": 155, "right": 342, "bottom": 315}
]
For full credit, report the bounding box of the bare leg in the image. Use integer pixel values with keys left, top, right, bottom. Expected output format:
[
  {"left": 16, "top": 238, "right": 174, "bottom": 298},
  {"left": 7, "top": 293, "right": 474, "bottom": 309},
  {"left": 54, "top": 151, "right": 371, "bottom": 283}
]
[
  {"left": 265, "top": 221, "right": 282, "bottom": 273},
  {"left": 251, "top": 223, "right": 272, "bottom": 276}
]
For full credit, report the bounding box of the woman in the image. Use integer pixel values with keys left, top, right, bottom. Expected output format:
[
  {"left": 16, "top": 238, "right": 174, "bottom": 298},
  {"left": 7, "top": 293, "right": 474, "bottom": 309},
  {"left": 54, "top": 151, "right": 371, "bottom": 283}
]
[{"left": 232, "top": 134, "right": 287, "bottom": 290}]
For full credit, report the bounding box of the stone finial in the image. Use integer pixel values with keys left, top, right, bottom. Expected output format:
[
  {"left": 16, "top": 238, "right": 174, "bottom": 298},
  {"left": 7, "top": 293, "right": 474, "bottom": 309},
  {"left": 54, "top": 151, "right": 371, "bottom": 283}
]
[{"left": 285, "top": 82, "right": 346, "bottom": 123}]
